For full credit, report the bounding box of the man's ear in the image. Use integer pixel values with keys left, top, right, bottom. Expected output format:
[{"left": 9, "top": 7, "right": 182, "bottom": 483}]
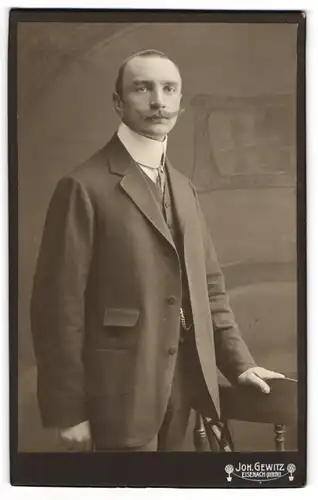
[
  {"left": 112, "top": 92, "right": 123, "bottom": 117},
  {"left": 179, "top": 94, "right": 185, "bottom": 115}
]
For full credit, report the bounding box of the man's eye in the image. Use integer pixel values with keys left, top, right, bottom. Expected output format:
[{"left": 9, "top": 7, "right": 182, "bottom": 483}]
[
  {"left": 135, "top": 86, "right": 147, "bottom": 93},
  {"left": 165, "top": 85, "right": 176, "bottom": 93}
]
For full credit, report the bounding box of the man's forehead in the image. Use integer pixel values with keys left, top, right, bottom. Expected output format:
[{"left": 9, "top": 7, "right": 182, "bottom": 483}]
[{"left": 123, "top": 56, "right": 181, "bottom": 84}]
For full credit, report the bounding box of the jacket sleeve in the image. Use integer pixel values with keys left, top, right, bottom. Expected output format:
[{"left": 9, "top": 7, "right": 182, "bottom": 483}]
[
  {"left": 190, "top": 182, "right": 257, "bottom": 384},
  {"left": 30, "top": 176, "right": 95, "bottom": 428}
]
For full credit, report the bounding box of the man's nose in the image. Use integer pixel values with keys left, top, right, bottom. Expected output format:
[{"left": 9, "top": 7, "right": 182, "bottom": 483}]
[{"left": 149, "top": 89, "right": 165, "bottom": 109}]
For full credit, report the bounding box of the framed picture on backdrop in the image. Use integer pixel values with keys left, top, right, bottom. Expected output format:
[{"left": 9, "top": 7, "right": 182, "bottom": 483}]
[{"left": 8, "top": 8, "right": 306, "bottom": 488}]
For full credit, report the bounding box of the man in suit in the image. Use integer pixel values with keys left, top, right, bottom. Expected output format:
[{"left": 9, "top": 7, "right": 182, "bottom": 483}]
[{"left": 30, "top": 49, "right": 284, "bottom": 451}]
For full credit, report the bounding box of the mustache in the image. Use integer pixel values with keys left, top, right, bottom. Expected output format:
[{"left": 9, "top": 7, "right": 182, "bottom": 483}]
[{"left": 141, "top": 108, "right": 185, "bottom": 120}]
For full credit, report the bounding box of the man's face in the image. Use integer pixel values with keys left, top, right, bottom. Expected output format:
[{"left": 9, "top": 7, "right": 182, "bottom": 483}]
[{"left": 114, "top": 56, "right": 182, "bottom": 141}]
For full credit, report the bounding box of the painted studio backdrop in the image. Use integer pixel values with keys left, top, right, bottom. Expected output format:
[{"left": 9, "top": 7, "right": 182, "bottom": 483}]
[{"left": 17, "top": 22, "right": 298, "bottom": 451}]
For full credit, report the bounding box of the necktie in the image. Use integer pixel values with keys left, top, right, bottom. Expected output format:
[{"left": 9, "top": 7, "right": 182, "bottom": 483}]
[{"left": 156, "top": 153, "right": 165, "bottom": 196}]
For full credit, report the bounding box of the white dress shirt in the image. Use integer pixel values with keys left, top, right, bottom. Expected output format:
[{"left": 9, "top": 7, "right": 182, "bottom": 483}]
[{"left": 117, "top": 122, "right": 167, "bottom": 183}]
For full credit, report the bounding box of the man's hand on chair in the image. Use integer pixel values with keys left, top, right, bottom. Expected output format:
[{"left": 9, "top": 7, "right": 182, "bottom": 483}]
[{"left": 237, "top": 367, "right": 285, "bottom": 394}]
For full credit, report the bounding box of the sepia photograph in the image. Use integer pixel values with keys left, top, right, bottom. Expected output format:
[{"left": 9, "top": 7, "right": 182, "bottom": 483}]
[{"left": 10, "top": 9, "right": 306, "bottom": 487}]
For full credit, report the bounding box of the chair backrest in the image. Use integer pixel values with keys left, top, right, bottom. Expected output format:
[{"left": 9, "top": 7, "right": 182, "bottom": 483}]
[{"left": 219, "top": 378, "right": 297, "bottom": 425}]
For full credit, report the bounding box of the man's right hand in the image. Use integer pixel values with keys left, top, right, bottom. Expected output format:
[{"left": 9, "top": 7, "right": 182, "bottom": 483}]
[{"left": 58, "top": 420, "right": 92, "bottom": 451}]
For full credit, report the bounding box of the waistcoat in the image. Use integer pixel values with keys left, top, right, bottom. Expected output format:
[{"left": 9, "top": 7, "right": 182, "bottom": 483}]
[{"left": 138, "top": 165, "right": 193, "bottom": 327}]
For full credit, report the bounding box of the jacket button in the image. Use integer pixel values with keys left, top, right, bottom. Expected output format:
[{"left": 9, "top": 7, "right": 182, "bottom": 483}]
[
  {"left": 168, "top": 347, "right": 177, "bottom": 355},
  {"left": 166, "top": 296, "right": 176, "bottom": 305}
]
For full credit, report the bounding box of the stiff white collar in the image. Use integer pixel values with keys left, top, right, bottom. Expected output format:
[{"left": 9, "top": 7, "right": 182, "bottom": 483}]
[{"left": 117, "top": 122, "right": 167, "bottom": 169}]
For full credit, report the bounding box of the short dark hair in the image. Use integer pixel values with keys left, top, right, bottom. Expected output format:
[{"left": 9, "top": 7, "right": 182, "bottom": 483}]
[{"left": 115, "top": 49, "right": 180, "bottom": 98}]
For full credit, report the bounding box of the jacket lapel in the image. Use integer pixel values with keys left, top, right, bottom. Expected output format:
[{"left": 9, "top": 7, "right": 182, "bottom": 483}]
[
  {"left": 107, "top": 134, "right": 177, "bottom": 251},
  {"left": 165, "top": 158, "right": 188, "bottom": 242}
]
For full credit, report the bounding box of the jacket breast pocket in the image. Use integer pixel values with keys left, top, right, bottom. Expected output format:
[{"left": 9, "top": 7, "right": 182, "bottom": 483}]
[{"left": 102, "top": 307, "right": 140, "bottom": 350}]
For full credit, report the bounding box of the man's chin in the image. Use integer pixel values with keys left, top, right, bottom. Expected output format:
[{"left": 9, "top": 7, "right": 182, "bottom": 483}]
[{"left": 141, "top": 123, "right": 175, "bottom": 140}]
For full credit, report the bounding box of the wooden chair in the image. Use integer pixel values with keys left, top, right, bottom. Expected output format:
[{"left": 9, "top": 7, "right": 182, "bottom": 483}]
[{"left": 193, "top": 377, "right": 297, "bottom": 451}]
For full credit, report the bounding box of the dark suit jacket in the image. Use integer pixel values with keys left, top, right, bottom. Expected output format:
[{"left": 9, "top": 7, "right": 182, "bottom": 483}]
[{"left": 30, "top": 134, "right": 256, "bottom": 448}]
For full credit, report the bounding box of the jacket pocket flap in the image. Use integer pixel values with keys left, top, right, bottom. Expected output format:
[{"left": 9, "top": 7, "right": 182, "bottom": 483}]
[{"left": 103, "top": 308, "right": 140, "bottom": 327}]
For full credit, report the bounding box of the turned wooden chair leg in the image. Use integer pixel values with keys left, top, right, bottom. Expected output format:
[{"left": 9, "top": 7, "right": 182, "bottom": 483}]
[
  {"left": 193, "top": 412, "right": 210, "bottom": 451},
  {"left": 274, "top": 423, "right": 286, "bottom": 451},
  {"left": 193, "top": 412, "right": 234, "bottom": 451}
]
